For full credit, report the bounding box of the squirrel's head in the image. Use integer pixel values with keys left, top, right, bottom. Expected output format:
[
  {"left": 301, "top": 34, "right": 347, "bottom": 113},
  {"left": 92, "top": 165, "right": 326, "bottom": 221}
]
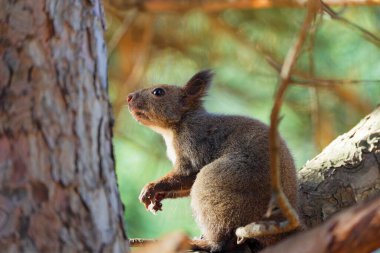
[{"left": 127, "top": 70, "right": 213, "bottom": 128}]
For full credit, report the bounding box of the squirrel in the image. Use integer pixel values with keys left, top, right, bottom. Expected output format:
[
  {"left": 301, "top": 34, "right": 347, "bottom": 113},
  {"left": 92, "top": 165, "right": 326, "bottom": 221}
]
[{"left": 127, "top": 70, "right": 298, "bottom": 252}]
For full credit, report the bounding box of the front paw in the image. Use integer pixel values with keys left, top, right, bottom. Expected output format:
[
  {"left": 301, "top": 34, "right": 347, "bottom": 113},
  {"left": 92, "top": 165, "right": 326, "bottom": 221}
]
[{"left": 139, "top": 183, "right": 165, "bottom": 213}]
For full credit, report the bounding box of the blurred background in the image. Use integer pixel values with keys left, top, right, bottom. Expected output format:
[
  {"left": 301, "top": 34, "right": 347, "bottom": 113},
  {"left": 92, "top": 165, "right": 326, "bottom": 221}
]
[{"left": 103, "top": 1, "right": 380, "bottom": 240}]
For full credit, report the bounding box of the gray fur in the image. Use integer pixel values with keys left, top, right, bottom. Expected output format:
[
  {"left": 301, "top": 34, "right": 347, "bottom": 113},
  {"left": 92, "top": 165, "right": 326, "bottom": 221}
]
[{"left": 128, "top": 70, "right": 298, "bottom": 252}]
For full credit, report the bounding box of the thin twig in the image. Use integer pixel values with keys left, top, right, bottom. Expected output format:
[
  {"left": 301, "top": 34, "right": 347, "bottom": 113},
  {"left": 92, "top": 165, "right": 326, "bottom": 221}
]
[
  {"left": 322, "top": 1, "right": 380, "bottom": 47},
  {"left": 305, "top": 9, "right": 323, "bottom": 152},
  {"left": 104, "top": 0, "right": 133, "bottom": 20},
  {"left": 104, "top": 0, "right": 142, "bottom": 14},
  {"left": 207, "top": 16, "right": 284, "bottom": 74},
  {"left": 108, "top": 9, "right": 139, "bottom": 57},
  {"left": 129, "top": 238, "right": 157, "bottom": 247},
  {"left": 268, "top": 0, "right": 320, "bottom": 227},
  {"left": 292, "top": 77, "right": 380, "bottom": 87}
]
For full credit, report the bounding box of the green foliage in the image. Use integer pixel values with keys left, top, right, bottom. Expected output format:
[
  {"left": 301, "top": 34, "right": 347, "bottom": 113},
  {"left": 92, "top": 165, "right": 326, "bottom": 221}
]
[{"left": 107, "top": 6, "right": 380, "bottom": 239}]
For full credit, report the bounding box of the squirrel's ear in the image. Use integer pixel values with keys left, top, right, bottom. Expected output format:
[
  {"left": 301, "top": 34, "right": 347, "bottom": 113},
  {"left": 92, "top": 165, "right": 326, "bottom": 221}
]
[{"left": 183, "top": 70, "right": 213, "bottom": 107}]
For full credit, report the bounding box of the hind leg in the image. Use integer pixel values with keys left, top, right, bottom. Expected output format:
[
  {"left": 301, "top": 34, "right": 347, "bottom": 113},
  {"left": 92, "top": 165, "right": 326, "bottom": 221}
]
[
  {"left": 235, "top": 142, "right": 299, "bottom": 244},
  {"left": 190, "top": 155, "right": 272, "bottom": 252}
]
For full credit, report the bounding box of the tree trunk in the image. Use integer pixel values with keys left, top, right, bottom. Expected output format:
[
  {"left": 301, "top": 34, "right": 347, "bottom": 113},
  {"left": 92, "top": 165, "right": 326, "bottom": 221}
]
[
  {"left": 0, "top": 0, "right": 128, "bottom": 252},
  {"left": 299, "top": 106, "right": 380, "bottom": 228}
]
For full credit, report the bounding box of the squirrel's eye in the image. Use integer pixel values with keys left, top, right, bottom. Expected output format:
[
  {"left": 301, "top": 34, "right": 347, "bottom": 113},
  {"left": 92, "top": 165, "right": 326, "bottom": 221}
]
[{"left": 152, "top": 88, "right": 165, "bottom": 97}]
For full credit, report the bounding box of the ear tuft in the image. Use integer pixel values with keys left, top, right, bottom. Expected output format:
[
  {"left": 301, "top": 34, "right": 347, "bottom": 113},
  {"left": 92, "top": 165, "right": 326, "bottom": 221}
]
[{"left": 183, "top": 70, "right": 214, "bottom": 108}]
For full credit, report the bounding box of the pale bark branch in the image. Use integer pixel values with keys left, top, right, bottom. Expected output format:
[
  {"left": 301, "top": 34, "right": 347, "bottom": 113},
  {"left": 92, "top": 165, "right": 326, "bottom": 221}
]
[{"left": 299, "top": 106, "right": 380, "bottom": 228}]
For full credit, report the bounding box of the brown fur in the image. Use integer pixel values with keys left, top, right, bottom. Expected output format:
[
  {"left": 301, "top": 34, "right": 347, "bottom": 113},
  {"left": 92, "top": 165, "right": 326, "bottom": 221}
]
[{"left": 128, "top": 70, "right": 298, "bottom": 252}]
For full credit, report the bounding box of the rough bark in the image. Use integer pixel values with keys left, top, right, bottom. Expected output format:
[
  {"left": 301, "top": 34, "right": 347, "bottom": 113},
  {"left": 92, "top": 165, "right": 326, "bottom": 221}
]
[
  {"left": 299, "top": 106, "right": 380, "bottom": 228},
  {"left": 0, "top": 0, "right": 128, "bottom": 252}
]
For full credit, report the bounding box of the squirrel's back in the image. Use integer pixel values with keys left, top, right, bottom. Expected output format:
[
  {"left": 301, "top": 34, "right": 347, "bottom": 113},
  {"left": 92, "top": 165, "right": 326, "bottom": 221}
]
[{"left": 175, "top": 112, "right": 275, "bottom": 171}]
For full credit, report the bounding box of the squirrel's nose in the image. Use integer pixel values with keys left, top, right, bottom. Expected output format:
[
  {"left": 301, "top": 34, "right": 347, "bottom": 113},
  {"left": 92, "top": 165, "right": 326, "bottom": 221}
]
[{"left": 127, "top": 94, "right": 134, "bottom": 103}]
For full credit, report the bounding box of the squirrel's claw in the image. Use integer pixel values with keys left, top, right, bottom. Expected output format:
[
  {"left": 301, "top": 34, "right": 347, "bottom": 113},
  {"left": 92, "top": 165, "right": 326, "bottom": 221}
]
[
  {"left": 147, "top": 200, "right": 163, "bottom": 214},
  {"left": 139, "top": 183, "right": 165, "bottom": 213},
  {"left": 139, "top": 183, "right": 155, "bottom": 205}
]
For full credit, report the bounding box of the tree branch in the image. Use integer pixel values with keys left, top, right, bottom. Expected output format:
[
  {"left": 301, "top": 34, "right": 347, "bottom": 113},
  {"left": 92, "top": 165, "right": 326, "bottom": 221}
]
[
  {"left": 299, "top": 106, "right": 380, "bottom": 228},
  {"left": 292, "top": 77, "right": 380, "bottom": 87},
  {"left": 107, "top": 9, "right": 139, "bottom": 57},
  {"left": 322, "top": 2, "right": 380, "bottom": 47},
  {"left": 131, "top": 233, "right": 190, "bottom": 253},
  {"left": 129, "top": 238, "right": 157, "bottom": 247},
  {"left": 260, "top": 195, "right": 380, "bottom": 253},
  {"left": 107, "top": 0, "right": 380, "bottom": 12}
]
